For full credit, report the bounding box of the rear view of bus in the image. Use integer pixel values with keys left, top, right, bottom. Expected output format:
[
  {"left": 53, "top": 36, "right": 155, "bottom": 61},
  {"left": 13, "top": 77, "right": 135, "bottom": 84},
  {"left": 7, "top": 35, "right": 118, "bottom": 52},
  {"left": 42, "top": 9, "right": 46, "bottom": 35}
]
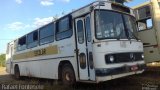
[
  {"left": 91, "top": 1, "right": 145, "bottom": 82},
  {"left": 133, "top": 0, "right": 160, "bottom": 63}
]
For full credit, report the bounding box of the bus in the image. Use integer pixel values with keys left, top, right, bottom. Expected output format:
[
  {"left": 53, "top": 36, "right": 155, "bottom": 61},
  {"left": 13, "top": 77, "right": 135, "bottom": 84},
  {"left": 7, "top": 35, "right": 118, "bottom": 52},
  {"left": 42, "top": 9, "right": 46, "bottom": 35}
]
[
  {"left": 6, "top": 0, "right": 145, "bottom": 85},
  {"left": 133, "top": 0, "right": 160, "bottom": 63}
]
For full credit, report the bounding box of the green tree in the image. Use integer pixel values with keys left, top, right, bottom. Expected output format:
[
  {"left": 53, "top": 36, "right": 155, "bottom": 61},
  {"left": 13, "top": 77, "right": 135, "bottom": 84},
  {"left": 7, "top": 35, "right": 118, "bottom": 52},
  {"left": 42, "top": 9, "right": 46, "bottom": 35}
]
[{"left": 0, "top": 54, "right": 6, "bottom": 67}]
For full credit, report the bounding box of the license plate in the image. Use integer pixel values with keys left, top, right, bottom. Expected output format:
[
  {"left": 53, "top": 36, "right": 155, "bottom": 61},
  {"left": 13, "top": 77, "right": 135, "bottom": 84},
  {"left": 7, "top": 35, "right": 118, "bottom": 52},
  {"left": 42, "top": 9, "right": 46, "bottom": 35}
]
[{"left": 131, "top": 65, "right": 138, "bottom": 71}]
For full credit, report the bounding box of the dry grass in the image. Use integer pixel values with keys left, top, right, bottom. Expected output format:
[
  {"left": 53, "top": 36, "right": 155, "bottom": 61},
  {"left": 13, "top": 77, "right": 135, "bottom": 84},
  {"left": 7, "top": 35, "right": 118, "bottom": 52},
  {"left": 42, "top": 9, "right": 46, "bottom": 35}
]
[
  {"left": 0, "top": 67, "right": 160, "bottom": 90},
  {"left": 0, "top": 67, "right": 7, "bottom": 75}
]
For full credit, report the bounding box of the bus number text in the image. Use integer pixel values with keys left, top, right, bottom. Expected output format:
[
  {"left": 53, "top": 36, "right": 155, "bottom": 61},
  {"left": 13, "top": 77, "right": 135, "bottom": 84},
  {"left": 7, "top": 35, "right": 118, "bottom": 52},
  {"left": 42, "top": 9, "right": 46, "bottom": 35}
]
[{"left": 34, "top": 49, "right": 46, "bottom": 56}]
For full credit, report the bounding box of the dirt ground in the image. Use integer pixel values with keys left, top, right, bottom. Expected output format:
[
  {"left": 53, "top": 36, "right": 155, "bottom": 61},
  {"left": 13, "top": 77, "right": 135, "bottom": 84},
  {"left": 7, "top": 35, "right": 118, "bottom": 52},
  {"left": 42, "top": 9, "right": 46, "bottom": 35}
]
[{"left": 0, "top": 67, "right": 160, "bottom": 90}]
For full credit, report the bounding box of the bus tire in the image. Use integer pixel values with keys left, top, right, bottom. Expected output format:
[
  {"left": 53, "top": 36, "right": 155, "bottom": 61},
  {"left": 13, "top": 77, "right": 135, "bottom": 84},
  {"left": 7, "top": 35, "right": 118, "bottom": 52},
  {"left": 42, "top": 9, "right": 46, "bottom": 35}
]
[
  {"left": 14, "top": 65, "right": 21, "bottom": 80},
  {"left": 61, "top": 64, "right": 75, "bottom": 85}
]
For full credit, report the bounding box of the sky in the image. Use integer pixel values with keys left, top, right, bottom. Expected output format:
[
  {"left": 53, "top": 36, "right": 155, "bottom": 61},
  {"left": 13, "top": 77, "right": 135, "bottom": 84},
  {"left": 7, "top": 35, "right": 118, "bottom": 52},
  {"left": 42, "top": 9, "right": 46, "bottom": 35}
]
[{"left": 0, "top": 0, "right": 149, "bottom": 54}]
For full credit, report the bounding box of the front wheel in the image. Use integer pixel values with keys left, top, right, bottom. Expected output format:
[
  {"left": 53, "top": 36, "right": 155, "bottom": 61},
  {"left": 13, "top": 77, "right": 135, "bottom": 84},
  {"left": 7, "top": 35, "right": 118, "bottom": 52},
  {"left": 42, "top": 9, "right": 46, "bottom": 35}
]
[{"left": 61, "top": 64, "right": 76, "bottom": 85}]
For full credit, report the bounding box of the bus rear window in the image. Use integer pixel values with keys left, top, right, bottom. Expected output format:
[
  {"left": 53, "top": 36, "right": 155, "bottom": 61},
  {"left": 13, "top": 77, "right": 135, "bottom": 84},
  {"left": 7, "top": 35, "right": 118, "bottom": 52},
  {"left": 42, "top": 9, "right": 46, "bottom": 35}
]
[
  {"left": 137, "top": 6, "right": 151, "bottom": 20},
  {"left": 135, "top": 5, "right": 153, "bottom": 31}
]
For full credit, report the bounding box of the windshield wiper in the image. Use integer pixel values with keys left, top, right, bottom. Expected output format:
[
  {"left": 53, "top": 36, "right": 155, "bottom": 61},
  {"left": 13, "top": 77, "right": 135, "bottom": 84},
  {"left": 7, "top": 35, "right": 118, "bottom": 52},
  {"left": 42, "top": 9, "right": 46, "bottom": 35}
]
[
  {"left": 131, "top": 32, "right": 139, "bottom": 41},
  {"left": 128, "top": 29, "right": 139, "bottom": 41},
  {"left": 125, "top": 28, "right": 132, "bottom": 43}
]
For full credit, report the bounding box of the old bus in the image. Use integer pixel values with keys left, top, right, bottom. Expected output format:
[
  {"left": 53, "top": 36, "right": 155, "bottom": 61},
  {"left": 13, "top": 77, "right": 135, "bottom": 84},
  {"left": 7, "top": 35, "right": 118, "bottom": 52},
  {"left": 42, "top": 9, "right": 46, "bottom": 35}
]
[
  {"left": 133, "top": 0, "right": 160, "bottom": 63},
  {"left": 6, "top": 0, "right": 145, "bottom": 84}
]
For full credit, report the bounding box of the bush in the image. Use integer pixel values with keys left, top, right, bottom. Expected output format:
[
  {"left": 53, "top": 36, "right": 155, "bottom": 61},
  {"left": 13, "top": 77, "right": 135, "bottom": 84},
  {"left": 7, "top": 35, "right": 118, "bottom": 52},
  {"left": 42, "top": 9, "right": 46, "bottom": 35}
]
[{"left": 0, "top": 54, "right": 6, "bottom": 67}]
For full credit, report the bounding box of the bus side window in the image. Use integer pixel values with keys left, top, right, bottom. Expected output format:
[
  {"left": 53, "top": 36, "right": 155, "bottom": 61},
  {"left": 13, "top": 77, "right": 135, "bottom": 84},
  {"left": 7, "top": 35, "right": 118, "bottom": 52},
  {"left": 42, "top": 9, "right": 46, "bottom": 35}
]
[
  {"left": 39, "top": 23, "right": 54, "bottom": 45},
  {"left": 17, "top": 36, "right": 27, "bottom": 51},
  {"left": 56, "top": 16, "right": 72, "bottom": 41},
  {"left": 27, "top": 30, "right": 38, "bottom": 48}
]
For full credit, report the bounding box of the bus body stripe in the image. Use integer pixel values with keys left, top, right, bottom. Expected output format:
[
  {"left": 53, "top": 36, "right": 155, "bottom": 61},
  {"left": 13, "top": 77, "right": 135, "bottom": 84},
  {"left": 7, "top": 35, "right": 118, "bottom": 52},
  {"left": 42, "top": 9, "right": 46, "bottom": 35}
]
[{"left": 13, "top": 45, "right": 58, "bottom": 60}]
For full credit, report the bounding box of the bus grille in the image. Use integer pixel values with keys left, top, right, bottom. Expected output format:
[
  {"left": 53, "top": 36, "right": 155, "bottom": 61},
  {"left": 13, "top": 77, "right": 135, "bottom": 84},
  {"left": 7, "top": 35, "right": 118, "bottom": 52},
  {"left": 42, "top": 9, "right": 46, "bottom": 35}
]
[{"left": 105, "top": 52, "right": 143, "bottom": 64}]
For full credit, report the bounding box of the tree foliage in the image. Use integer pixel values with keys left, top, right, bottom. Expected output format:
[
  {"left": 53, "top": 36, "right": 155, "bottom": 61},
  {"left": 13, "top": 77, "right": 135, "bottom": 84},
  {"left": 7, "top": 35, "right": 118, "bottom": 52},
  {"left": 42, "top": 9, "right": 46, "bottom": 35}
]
[{"left": 0, "top": 54, "right": 6, "bottom": 67}]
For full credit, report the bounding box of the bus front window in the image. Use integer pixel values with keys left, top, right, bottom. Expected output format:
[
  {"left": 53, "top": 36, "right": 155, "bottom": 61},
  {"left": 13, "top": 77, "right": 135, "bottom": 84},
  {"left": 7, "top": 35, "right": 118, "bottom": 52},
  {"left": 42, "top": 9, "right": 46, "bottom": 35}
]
[
  {"left": 95, "top": 10, "right": 137, "bottom": 40},
  {"left": 123, "top": 14, "right": 137, "bottom": 39}
]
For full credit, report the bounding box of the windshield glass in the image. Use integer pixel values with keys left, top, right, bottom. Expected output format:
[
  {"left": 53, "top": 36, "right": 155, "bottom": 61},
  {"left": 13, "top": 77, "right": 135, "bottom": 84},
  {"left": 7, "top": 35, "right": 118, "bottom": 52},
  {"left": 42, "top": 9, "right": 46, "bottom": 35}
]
[
  {"left": 95, "top": 10, "right": 137, "bottom": 40},
  {"left": 123, "top": 14, "right": 137, "bottom": 39}
]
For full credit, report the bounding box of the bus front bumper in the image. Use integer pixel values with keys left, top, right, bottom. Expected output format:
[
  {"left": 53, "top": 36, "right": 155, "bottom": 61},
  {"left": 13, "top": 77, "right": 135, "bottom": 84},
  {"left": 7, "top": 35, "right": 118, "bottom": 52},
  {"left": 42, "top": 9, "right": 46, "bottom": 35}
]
[{"left": 95, "top": 64, "right": 146, "bottom": 83}]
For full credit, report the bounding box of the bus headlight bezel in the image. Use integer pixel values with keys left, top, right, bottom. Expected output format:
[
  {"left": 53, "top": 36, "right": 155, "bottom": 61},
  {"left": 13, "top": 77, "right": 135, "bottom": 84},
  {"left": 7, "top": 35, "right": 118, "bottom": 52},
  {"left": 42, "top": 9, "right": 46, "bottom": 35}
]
[{"left": 105, "top": 55, "right": 116, "bottom": 64}]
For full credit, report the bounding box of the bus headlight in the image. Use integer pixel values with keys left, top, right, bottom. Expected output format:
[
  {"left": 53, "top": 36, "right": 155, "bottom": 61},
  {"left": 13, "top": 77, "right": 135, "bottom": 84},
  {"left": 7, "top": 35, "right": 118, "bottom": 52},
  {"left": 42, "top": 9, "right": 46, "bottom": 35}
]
[
  {"left": 109, "top": 55, "right": 114, "bottom": 62},
  {"left": 141, "top": 54, "right": 144, "bottom": 59},
  {"left": 105, "top": 55, "right": 115, "bottom": 63}
]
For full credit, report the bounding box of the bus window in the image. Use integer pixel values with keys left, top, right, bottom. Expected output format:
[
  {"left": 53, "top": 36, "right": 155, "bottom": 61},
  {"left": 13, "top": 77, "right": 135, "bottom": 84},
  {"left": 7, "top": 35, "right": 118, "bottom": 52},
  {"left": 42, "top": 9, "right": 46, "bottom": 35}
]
[
  {"left": 137, "top": 18, "right": 153, "bottom": 31},
  {"left": 56, "top": 16, "right": 72, "bottom": 41},
  {"left": 27, "top": 30, "right": 38, "bottom": 48},
  {"left": 77, "top": 20, "right": 84, "bottom": 44},
  {"left": 95, "top": 10, "right": 127, "bottom": 39},
  {"left": 85, "top": 17, "right": 91, "bottom": 42},
  {"left": 40, "top": 23, "right": 54, "bottom": 45},
  {"left": 135, "top": 5, "right": 153, "bottom": 31},
  {"left": 17, "top": 36, "right": 26, "bottom": 51},
  {"left": 146, "top": 19, "right": 153, "bottom": 28},
  {"left": 138, "top": 6, "right": 151, "bottom": 20}
]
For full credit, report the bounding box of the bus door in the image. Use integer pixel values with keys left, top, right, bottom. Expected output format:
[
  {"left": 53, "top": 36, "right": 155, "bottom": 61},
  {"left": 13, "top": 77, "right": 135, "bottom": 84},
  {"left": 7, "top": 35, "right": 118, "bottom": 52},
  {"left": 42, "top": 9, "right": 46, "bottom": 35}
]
[
  {"left": 85, "top": 15, "right": 95, "bottom": 81},
  {"left": 75, "top": 15, "right": 95, "bottom": 81}
]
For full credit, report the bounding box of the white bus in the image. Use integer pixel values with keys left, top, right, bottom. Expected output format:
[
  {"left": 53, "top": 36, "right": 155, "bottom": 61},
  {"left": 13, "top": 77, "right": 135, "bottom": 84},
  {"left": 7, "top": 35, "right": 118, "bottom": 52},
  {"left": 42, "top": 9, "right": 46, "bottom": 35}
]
[
  {"left": 133, "top": 0, "right": 160, "bottom": 63},
  {"left": 6, "top": 0, "right": 145, "bottom": 85}
]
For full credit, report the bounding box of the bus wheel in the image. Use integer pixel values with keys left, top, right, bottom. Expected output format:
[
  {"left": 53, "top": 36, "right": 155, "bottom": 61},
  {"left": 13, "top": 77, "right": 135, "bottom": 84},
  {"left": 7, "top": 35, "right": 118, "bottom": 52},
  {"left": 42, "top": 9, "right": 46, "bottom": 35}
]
[
  {"left": 61, "top": 64, "right": 75, "bottom": 85},
  {"left": 14, "top": 66, "right": 20, "bottom": 80}
]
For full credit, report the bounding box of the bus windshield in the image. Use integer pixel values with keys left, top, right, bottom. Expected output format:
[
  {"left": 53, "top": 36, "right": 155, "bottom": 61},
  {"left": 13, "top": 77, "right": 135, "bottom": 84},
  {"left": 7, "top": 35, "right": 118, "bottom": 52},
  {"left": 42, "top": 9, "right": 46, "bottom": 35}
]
[{"left": 95, "top": 10, "right": 137, "bottom": 40}]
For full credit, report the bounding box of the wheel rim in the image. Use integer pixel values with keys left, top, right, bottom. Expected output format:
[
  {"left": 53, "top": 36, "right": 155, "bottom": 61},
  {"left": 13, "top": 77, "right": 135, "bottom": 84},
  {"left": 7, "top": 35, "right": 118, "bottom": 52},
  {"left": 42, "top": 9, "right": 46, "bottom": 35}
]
[
  {"left": 65, "top": 72, "right": 71, "bottom": 81},
  {"left": 62, "top": 65, "right": 75, "bottom": 85}
]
